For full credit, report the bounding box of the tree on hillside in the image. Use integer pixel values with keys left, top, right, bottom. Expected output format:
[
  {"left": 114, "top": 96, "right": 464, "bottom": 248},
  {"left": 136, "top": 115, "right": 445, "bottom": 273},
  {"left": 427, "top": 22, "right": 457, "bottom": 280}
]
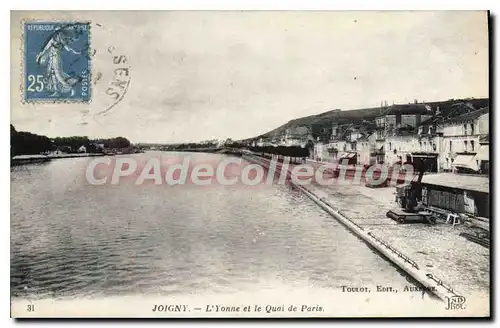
[
  {"left": 52, "top": 136, "right": 91, "bottom": 152},
  {"left": 11, "top": 125, "right": 133, "bottom": 156},
  {"left": 11, "top": 125, "right": 52, "bottom": 156}
]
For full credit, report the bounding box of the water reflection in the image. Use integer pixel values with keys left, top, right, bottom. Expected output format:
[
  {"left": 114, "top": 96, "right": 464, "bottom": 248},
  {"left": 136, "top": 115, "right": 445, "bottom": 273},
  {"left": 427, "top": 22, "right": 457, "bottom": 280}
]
[{"left": 11, "top": 152, "right": 416, "bottom": 300}]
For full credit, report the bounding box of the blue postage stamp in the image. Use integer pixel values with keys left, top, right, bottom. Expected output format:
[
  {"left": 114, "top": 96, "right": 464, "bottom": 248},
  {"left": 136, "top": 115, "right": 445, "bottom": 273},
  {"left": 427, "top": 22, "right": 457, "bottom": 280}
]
[{"left": 23, "top": 21, "right": 91, "bottom": 102}]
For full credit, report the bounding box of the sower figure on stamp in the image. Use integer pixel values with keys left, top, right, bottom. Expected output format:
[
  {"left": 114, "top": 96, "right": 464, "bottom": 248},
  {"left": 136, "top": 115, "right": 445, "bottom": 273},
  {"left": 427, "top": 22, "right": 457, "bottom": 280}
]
[{"left": 35, "top": 26, "right": 82, "bottom": 97}]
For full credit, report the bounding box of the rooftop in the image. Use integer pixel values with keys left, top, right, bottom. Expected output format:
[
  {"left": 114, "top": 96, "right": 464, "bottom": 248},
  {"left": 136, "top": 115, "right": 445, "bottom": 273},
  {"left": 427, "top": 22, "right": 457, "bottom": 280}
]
[
  {"left": 421, "top": 173, "right": 489, "bottom": 194},
  {"left": 445, "top": 107, "right": 489, "bottom": 124},
  {"left": 420, "top": 106, "right": 489, "bottom": 127}
]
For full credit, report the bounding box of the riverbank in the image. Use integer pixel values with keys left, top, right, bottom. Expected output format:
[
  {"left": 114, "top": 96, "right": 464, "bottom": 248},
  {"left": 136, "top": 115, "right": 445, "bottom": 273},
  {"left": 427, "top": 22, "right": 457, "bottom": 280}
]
[
  {"left": 11, "top": 153, "right": 106, "bottom": 166},
  {"left": 13, "top": 149, "right": 451, "bottom": 318},
  {"left": 165, "top": 147, "right": 223, "bottom": 153},
  {"left": 306, "top": 180, "right": 490, "bottom": 300},
  {"left": 243, "top": 154, "right": 489, "bottom": 313}
]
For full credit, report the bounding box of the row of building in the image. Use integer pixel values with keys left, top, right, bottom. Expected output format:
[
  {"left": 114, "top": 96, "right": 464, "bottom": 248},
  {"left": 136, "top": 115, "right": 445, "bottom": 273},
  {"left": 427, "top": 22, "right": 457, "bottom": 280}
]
[
  {"left": 314, "top": 101, "right": 489, "bottom": 174},
  {"left": 253, "top": 100, "right": 489, "bottom": 174},
  {"left": 253, "top": 126, "right": 315, "bottom": 148}
]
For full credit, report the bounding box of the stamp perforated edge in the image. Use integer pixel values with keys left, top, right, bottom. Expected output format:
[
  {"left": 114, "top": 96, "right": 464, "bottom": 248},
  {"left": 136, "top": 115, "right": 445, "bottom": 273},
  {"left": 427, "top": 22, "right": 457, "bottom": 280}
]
[{"left": 19, "top": 18, "right": 93, "bottom": 104}]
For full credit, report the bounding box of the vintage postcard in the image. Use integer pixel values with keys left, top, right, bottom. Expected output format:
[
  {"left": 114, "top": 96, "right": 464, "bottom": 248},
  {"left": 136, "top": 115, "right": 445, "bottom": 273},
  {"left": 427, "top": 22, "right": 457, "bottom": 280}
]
[{"left": 10, "top": 11, "right": 490, "bottom": 318}]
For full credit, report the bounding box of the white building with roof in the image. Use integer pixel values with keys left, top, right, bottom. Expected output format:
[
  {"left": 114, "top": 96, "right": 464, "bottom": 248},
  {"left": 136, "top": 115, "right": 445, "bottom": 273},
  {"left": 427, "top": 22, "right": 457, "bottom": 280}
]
[{"left": 436, "top": 108, "right": 489, "bottom": 173}]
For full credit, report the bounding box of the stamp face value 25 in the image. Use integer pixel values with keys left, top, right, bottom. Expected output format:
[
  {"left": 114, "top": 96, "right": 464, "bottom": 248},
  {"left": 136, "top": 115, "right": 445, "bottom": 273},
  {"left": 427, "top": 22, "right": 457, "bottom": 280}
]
[{"left": 23, "top": 22, "right": 91, "bottom": 102}]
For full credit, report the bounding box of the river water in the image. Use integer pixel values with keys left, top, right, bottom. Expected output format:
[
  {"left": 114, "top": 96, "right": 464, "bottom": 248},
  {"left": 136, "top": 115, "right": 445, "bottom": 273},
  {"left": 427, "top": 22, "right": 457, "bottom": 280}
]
[{"left": 11, "top": 152, "right": 419, "bottom": 302}]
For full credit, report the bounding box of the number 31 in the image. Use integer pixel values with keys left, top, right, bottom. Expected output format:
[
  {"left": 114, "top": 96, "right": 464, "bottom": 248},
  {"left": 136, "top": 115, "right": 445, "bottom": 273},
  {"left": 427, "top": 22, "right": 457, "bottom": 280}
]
[{"left": 27, "top": 75, "right": 44, "bottom": 92}]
